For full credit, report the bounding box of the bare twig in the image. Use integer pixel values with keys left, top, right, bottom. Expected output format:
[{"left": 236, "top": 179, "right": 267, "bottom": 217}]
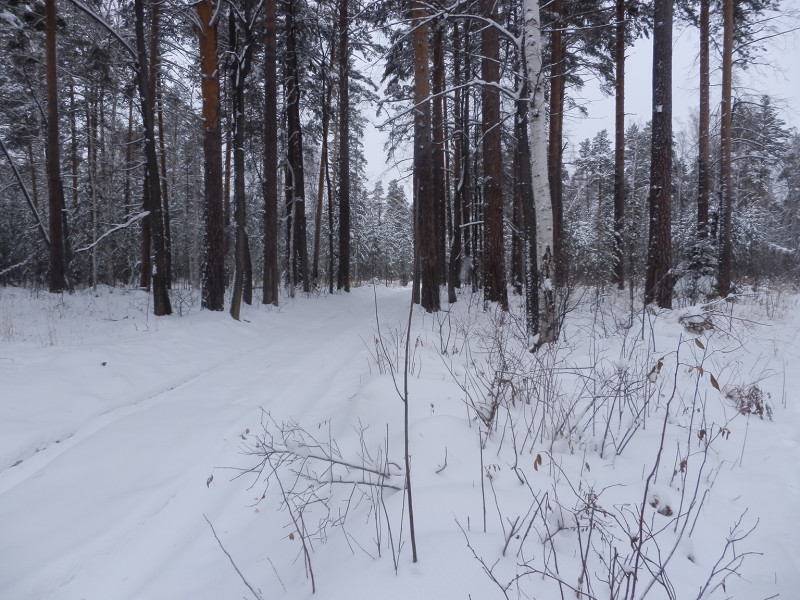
[{"left": 203, "top": 515, "right": 263, "bottom": 600}]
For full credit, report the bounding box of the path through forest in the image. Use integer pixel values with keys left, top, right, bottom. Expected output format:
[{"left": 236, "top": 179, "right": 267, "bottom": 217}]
[{"left": 0, "top": 286, "right": 410, "bottom": 599}]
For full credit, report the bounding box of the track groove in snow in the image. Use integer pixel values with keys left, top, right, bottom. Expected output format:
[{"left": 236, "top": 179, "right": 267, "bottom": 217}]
[{"left": 0, "top": 286, "right": 410, "bottom": 599}]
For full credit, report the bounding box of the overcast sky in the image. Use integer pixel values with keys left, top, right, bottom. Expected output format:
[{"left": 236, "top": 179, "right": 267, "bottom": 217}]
[
  {"left": 362, "top": 18, "right": 800, "bottom": 191},
  {"left": 568, "top": 19, "right": 800, "bottom": 151}
]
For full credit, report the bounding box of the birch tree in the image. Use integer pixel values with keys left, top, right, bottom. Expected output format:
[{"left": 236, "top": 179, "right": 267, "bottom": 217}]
[{"left": 523, "top": 0, "right": 558, "bottom": 345}]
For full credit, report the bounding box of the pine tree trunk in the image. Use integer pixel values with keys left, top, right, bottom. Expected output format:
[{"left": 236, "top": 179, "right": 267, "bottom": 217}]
[
  {"left": 548, "top": 0, "right": 566, "bottom": 286},
  {"left": 432, "top": 22, "right": 447, "bottom": 285},
  {"left": 697, "top": 0, "right": 710, "bottom": 240},
  {"left": 87, "top": 87, "right": 98, "bottom": 288},
  {"left": 613, "top": 0, "right": 626, "bottom": 289},
  {"left": 481, "top": 0, "right": 508, "bottom": 310},
  {"left": 284, "top": 0, "right": 310, "bottom": 294},
  {"left": 150, "top": 0, "right": 171, "bottom": 288},
  {"left": 717, "top": 0, "right": 734, "bottom": 296},
  {"left": 313, "top": 43, "right": 335, "bottom": 285},
  {"left": 262, "top": 0, "right": 279, "bottom": 306},
  {"left": 447, "top": 21, "right": 464, "bottom": 304},
  {"left": 69, "top": 81, "right": 78, "bottom": 210},
  {"left": 124, "top": 99, "right": 133, "bottom": 221},
  {"left": 412, "top": 0, "right": 439, "bottom": 312},
  {"left": 644, "top": 0, "right": 674, "bottom": 308},
  {"left": 229, "top": 7, "right": 253, "bottom": 320},
  {"left": 45, "top": 0, "right": 67, "bottom": 292},
  {"left": 197, "top": 0, "right": 225, "bottom": 311},
  {"left": 336, "top": 0, "right": 351, "bottom": 292}
]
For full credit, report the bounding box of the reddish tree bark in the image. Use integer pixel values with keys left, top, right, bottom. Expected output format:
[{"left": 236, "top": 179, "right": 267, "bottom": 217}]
[
  {"left": 481, "top": 0, "right": 508, "bottom": 310},
  {"left": 197, "top": 0, "right": 225, "bottom": 311}
]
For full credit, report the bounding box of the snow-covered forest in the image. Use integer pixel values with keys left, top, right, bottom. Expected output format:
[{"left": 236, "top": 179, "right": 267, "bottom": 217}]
[{"left": 1, "top": 0, "right": 799, "bottom": 597}]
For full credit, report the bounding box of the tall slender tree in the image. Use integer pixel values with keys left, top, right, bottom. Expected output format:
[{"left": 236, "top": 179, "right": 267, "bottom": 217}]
[
  {"left": 133, "top": 0, "right": 171, "bottom": 315},
  {"left": 644, "top": 0, "right": 674, "bottom": 308},
  {"left": 229, "top": 3, "right": 256, "bottom": 320},
  {"left": 697, "top": 0, "right": 710, "bottom": 240},
  {"left": 431, "top": 20, "right": 447, "bottom": 285},
  {"left": 447, "top": 21, "right": 465, "bottom": 304},
  {"left": 717, "top": 0, "right": 734, "bottom": 296},
  {"left": 547, "top": 0, "right": 566, "bottom": 287},
  {"left": 524, "top": 0, "right": 558, "bottom": 344},
  {"left": 197, "top": 0, "right": 225, "bottom": 311},
  {"left": 284, "top": 0, "right": 310, "bottom": 295},
  {"left": 411, "top": 0, "right": 439, "bottom": 312},
  {"left": 336, "top": 0, "right": 351, "bottom": 292},
  {"left": 613, "top": 0, "right": 626, "bottom": 289},
  {"left": 262, "top": 0, "right": 279, "bottom": 306},
  {"left": 45, "top": 0, "right": 67, "bottom": 292},
  {"left": 481, "top": 0, "right": 508, "bottom": 310}
]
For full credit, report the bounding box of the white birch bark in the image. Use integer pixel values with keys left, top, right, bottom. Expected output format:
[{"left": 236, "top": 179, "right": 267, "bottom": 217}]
[{"left": 523, "top": 0, "right": 558, "bottom": 345}]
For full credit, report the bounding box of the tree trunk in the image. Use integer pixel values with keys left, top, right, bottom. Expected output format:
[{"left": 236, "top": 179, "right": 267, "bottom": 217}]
[
  {"left": 448, "top": 21, "right": 464, "bottom": 304},
  {"left": 644, "top": 0, "right": 674, "bottom": 308},
  {"left": 28, "top": 142, "right": 39, "bottom": 210},
  {"left": 412, "top": 1, "right": 439, "bottom": 312},
  {"left": 197, "top": 0, "right": 225, "bottom": 311},
  {"left": 336, "top": 0, "right": 351, "bottom": 292},
  {"left": 697, "top": 0, "right": 710, "bottom": 240},
  {"left": 150, "top": 0, "right": 171, "bottom": 288},
  {"left": 432, "top": 21, "right": 447, "bottom": 285},
  {"left": 262, "top": 0, "right": 279, "bottom": 306},
  {"left": 516, "top": 74, "right": 539, "bottom": 342},
  {"left": 45, "top": 0, "right": 67, "bottom": 292},
  {"left": 523, "top": 0, "right": 558, "bottom": 345},
  {"left": 230, "top": 7, "right": 255, "bottom": 319},
  {"left": 481, "top": 0, "right": 508, "bottom": 310},
  {"left": 134, "top": 0, "right": 171, "bottom": 314},
  {"left": 547, "top": 0, "right": 566, "bottom": 286},
  {"left": 313, "top": 42, "right": 335, "bottom": 285},
  {"left": 284, "top": 0, "right": 310, "bottom": 295},
  {"left": 717, "top": 0, "right": 734, "bottom": 296},
  {"left": 87, "top": 87, "right": 99, "bottom": 288},
  {"left": 613, "top": 0, "right": 626, "bottom": 289},
  {"left": 69, "top": 81, "right": 78, "bottom": 210},
  {"left": 124, "top": 98, "right": 133, "bottom": 220}
]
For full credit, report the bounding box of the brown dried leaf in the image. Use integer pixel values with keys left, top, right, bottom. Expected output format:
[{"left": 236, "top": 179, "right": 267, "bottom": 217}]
[
  {"left": 694, "top": 338, "right": 705, "bottom": 350},
  {"left": 709, "top": 373, "right": 720, "bottom": 390},
  {"left": 206, "top": 474, "right": 214, "bottom": 487}
]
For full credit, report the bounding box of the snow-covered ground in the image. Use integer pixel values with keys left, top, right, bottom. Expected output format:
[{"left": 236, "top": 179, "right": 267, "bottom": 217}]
[{"left": 1, "top": 283, "right": 798, "bottom": 599}]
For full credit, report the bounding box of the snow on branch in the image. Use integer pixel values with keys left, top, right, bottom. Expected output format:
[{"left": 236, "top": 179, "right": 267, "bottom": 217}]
[
  {"left": 68, "top": 0, "right": 137, "bottom": 59},
  {"left": 0, "top": 137, "right": 50, "bottom": 248},
  {"left": 76, "top": 212, "right": 150, "bottom": 253}
]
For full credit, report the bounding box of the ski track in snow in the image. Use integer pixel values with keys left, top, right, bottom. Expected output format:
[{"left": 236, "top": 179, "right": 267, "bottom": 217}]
[{"left": 0, "top": 286, "right": 410, "bottom": 600}]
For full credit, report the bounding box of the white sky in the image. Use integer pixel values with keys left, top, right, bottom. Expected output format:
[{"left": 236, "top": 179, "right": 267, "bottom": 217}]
[
  {"left": 362, "top": 18, "right": 800, "bottom": 189},
  {"left": 569, "top": 18, "right": 800, "bottom": 150}
]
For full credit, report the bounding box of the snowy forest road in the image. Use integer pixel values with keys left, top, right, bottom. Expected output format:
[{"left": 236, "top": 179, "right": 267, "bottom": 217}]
[{"left": 0, "top": 286, "right": 410, "bottom": 600}]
